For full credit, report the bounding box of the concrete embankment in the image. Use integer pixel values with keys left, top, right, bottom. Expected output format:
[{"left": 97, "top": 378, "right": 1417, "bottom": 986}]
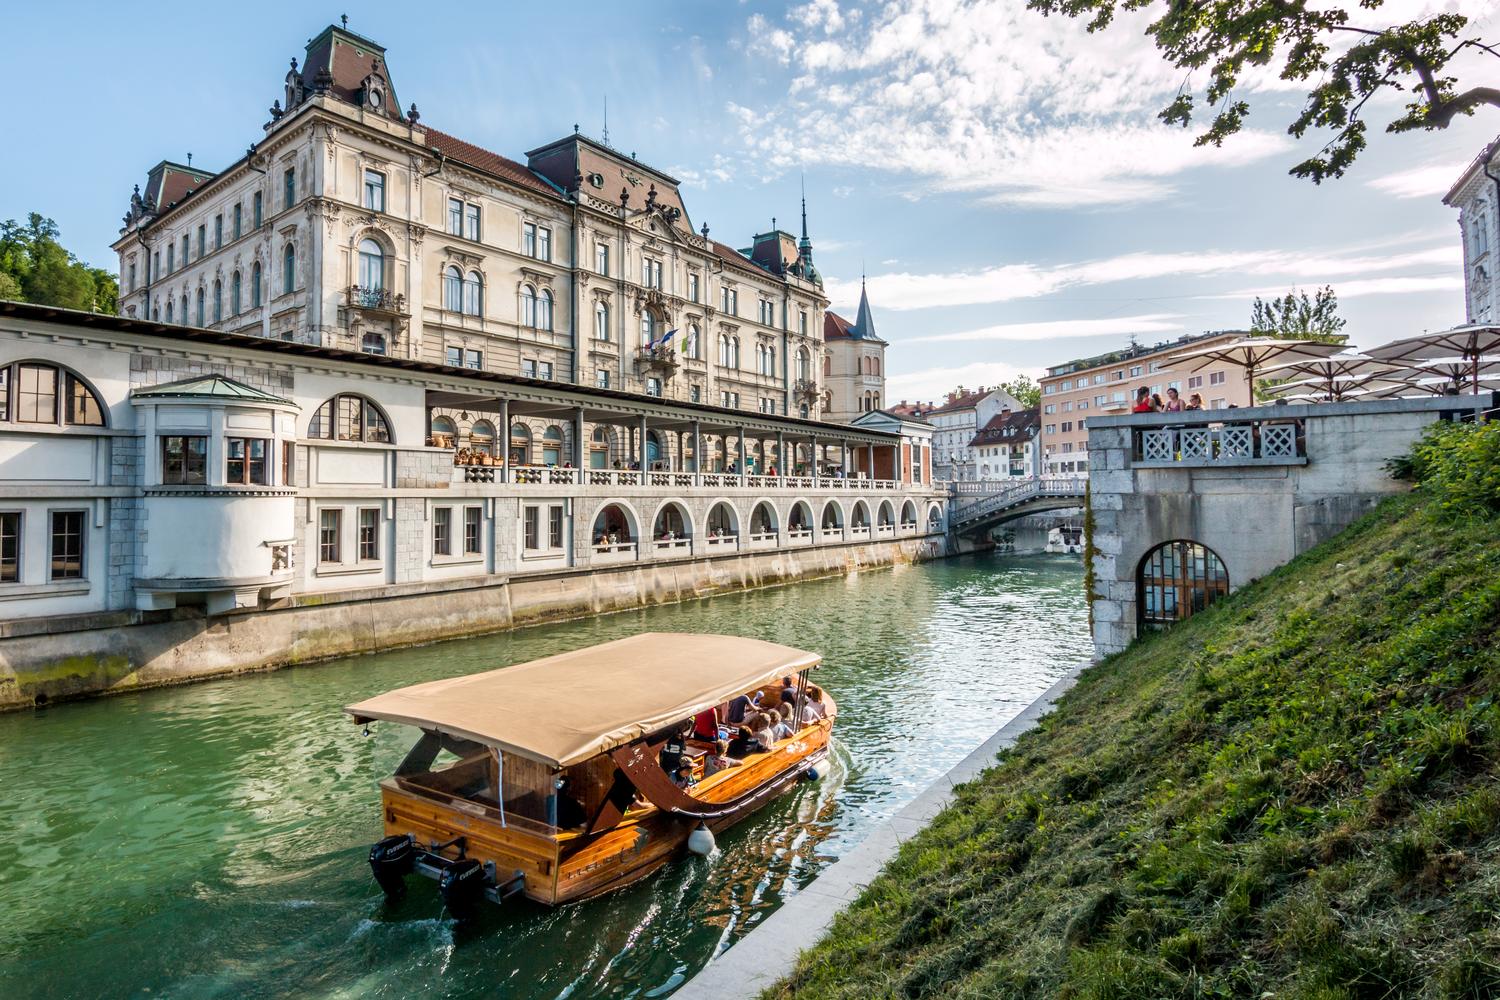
[{"left": 0, "top": 536, "right": 945, "bottom": 710}]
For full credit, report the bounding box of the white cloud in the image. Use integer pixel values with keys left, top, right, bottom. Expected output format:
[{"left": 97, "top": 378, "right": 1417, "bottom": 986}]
[
  {"left": 827, "top": 242, "right": 1462, "bottom": 311},
  {"left": 1226, "top": 275, "right": 1466, "bottom": 300},
  {"left": 1367, "top": 162, "right": 1463, "bottom": 199},
  {"left": 911, "top": 313, "right": 1184, "bottom": 343}
]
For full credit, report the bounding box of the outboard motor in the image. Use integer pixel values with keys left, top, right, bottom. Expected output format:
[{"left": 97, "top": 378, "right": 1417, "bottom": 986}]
[
  {"left": 438, "top": 858, "right": 488, "bottom": 919},
  {"left": 369, "top": 834, "right": 415, "bottom": 900}
]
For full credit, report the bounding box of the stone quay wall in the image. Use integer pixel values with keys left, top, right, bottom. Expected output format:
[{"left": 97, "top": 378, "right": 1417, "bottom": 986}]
[
  {"left": 0, "top": 533, "right": 945, "bottom": 710},
  {"left": 1085, "top": 396, "right": 1486, "bottom": 656}
]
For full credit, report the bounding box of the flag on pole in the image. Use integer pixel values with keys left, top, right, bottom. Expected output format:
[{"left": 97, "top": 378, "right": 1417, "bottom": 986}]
[{"left": 663, "top": 329, "right": 677, "bottom": 352}]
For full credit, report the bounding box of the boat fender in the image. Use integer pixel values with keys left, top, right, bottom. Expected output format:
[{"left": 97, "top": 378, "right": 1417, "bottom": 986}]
[
  {"left": 438, "top": 858, "right": 488, "bottom": 920},
  {"left": 803, "top": 761, "right": 826, "bottom": 782},
  {"left": 368, "top": 834, "right": 415, "bottom": 900},
  {"left": 687, "top": 822, "right": 716, "bottom": 856}
]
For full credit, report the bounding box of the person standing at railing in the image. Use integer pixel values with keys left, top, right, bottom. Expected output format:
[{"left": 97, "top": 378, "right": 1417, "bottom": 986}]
[
  {"left": 1186, "top": 393, "right": 1205, "bottom": 411},
  {"left": 1132, "top": 387, "right": 1154, "bottom": 413}
]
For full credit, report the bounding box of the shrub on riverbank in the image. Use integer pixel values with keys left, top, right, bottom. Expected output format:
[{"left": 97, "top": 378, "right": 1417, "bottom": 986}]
[{"left": 769, "top": 422, "right": 1500, "bottom": 999}]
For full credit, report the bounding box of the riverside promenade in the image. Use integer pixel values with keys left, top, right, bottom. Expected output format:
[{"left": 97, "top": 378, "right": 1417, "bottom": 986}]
[{"left": 674, "top": 662, "right": 1089, "bottom": 998}]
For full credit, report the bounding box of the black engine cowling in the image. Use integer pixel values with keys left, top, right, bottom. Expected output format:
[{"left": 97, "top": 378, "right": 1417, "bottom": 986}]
[
  {"left": 368, "top": 834, "right": 415, "bottom": 900},
  {"left": 437, "top": 858, "right": 487, "bottom": 919}
]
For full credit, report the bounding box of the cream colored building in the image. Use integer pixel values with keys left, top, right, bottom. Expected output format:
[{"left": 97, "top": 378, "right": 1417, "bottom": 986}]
[
  {"left": 823, "top": 280, "right": 888, "bottom": 422},
  {"left": 113, "top": 23, "right": 830, "bottom": 444},
  {"left": 1039, "top": 331, "right": 1251, "bottom": 474},
  {"left": 1444, "top": 135, "right": 1500, "bottom": 324}
]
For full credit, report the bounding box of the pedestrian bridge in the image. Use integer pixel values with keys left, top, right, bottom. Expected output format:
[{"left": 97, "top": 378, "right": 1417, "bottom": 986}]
[{"left": 948, "top": 477, "right": 1086, "bottom": 539}]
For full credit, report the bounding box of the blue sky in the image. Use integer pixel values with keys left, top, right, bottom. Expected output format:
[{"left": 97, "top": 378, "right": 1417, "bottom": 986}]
[{"left": 3, "top": 0, "right": 1497, "bottom": 403}]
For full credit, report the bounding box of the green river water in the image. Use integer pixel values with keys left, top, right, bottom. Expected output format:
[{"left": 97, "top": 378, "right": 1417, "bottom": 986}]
[{"left": 0, "top": 553, "right": 1087, "bottom": 1000}]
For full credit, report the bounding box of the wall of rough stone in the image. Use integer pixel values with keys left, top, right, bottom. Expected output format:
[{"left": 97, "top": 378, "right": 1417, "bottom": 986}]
[
  {"left": 1086, "top": 397, "right": 1474, "bottom": 656},
  {"left": 0, "top": 534, "right": 947, "bottom": 710}
]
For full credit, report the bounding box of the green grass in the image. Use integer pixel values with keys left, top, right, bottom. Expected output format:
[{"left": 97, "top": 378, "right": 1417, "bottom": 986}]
[{"left": 768, "top": 423, "right": 1500, "bottom": 1000}]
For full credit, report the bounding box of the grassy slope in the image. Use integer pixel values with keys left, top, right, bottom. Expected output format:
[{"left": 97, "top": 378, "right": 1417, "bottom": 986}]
[{"left": 770, "top": 473, "right": 1500, "bottom": 998}]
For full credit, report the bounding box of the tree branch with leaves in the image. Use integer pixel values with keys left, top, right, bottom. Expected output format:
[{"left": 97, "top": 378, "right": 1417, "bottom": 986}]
[{"left": 1027, "top": 0, "right": 1500, "bottom": 181}]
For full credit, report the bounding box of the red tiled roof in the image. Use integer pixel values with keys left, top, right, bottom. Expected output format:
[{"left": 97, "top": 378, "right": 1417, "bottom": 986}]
[
  {"left": 711, "top": 239, "right": 771, "bottom": 279},
  {"left": 421, "top": 127, "right": 563, "bottom": 200},
  {"left": 923, "top": 388, "right": 990, "bottom": 416},
  {"left": 824, "top": 310, "right": 854, "bottom": 340}
]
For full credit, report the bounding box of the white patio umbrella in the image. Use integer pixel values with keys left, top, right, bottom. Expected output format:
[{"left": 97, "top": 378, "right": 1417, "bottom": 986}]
[
  {"left": 1259, "top": 353, "right": 1402, "bottom": 401},
  {"left": 1366, "top": 325, "right": 1500, "bottom": 394},
  {"left": 1259, "top": 372, "right": 1399, "bottom": 402},
  {"left": 1164, "top": 337, "right": 1345, "bottom": 400}
]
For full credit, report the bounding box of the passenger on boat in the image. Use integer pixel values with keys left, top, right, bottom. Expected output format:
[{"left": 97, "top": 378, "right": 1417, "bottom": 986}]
[
  {"left": 704, "top": 739, "right": 744, "bottom": 777},
  {"left": 771, "top": 703, "right": 796, "bottom": 740},
  {"left": 779, "top": 676, "right": 797, "bottom": 705},
  {"left": 726, "top": 692, "right": 761, "bottom": 724},
  {"left": 693, "top": 706, "right": 720, "bottom": 742},
  {"left": 672, "top": 760, "right": 697, "bottom": 789},
  {"left": 659, "top": 725, "right": 689, "bottom": 774},
  {"left": 726, "top": 726, "right": 766, "bottom": 757},
  {"left": 798, "top": 686, "right": 828, "bottom": 725},
  {"left": 747, "top": 712, "right": 778, "bottom": 750}
]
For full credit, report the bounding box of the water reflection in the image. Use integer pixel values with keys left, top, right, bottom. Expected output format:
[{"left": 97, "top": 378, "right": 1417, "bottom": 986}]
[{"left": 0, "top": 553, "right": 1086, "bottom": 1000}]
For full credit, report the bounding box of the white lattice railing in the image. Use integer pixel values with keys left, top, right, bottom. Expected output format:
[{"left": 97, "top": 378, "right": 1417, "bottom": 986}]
[{"left": 1136, "top": 419, "right": 1304, "bottom": 466}]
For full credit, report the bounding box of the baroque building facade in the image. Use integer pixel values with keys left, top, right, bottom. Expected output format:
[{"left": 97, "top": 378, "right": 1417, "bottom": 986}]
[
  {"left": 113, "top": 23, "right": 833, "bottom": 444},
  {"left": 1445, "top": 136, "right": 1500, "bottom": 324},
  {"left": 822, "top": 281, "right": 888, "bottom": 421}
]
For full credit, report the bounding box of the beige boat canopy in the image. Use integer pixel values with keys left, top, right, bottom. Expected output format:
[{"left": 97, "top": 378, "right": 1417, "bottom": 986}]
[{"left": 345, "top": 632, "right": 822, "bottom": 768}]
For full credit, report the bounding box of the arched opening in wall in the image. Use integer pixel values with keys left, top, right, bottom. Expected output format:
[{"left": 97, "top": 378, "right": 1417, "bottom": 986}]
[
  {"left": 927, "top": 504, "right": 943, "bottom": 531},
  {"left": 430, "top": 414, "right": 456, "bottom": 447},
  {"left": 358, "top": 238, "right": 385, "bottom": 292},
  {"left": 509, "top": 423, "right": 532, "bottom": 465},
  {"left": 900, "top": 500, "right": 918, "bottom": 528},
  {"left": 469, "top": 420, "right": 496, "bottom": 457},
  {"left": 646, "top": 430, "right": 664, "bottom": 470},
  {"left": 821, "top": 500, "right": 844, "bottom": 534},
  {"left": 878, "top": 500, "right": 895, "bottom": 528},
  {"left": 592, "top": 504, "right": 635, "bottom": 549},
  {"left": 751, "top": 501, "right": 778, "bottom": 538},
  {"left": 308, "top": 394, "right": 392, "bottom": 443},
  {"left": 653, "top": 502, "right": 691, "bottom": 541},
  {"left": 541, "top": 425, "right": 564, "bottom": 466},
  {"left": 788, "top": 501, "right": 813, "bottom": 536},
  {"left": 0, "top": 361, "right": 107, "bottom": 427},
  {"left": 590, "top": 426, "right": 611, "bottom": 469},
  {"left": 706, "top": 501, "right": 738, "bottom": 539},
  {"left": 1137, "top": 540, "right": 1230, "bottom": 629},
  {"left": 850, "top": 500, "right": 870, "bottom": 529}
]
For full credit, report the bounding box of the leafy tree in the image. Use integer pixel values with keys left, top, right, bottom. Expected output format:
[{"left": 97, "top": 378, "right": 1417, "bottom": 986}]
[
  {"left": 999, "top": 375, "right": 1042, "bottom": 408},
  {"left": 1027, "top": 0, "right": 1500, "bottom": 181},
  {"left": 0, "top": 213, "right": 118, "bottom": 313},
  {"left": 1250, "top": 285, "right": 1348, "bottom": 344}
]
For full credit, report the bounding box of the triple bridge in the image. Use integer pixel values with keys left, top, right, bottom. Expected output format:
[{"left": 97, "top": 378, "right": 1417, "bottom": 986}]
[{"left": 947, "top": 477, "right": 1087, "bottom": 541}]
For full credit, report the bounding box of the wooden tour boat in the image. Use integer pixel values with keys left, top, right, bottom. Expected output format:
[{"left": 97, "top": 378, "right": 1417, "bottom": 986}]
[{"left": 345, "top": 632, "right": 836, "bottom": 914}]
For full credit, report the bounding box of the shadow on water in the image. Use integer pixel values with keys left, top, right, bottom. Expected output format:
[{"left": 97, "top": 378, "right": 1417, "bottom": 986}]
[{"left": 0, "top": 553, "right": 1086, "bottom": 1000}]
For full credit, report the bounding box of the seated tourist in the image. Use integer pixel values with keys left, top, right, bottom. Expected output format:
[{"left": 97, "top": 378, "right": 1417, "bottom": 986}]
[
  {"left": 703, "top": 739, "right": 743, "bottom": 777},
  {"left": 779, "top": 675, "right": 797, "bottom": 705},
  {"left": 798, "top": 685, "right": 828, "bottom": 724},
  {"left": 747, "top": 712, "right": 777, "bottom": 750},
  {"left": 726, "top": 726, "right": 766, "bottom": 757},
  {"left": 659, "top": 725, "right": 688, "bottom": 774},
  {"left": 771, "top": 703, "right": 795, "bottom": 740},
  {"left": 672, "top": 760, "right": 697, "bottom": 789}
]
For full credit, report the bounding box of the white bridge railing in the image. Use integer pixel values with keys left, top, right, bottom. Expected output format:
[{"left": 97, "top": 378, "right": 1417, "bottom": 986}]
[
  {"left": 950, "top": 476, "right": 1086, "bottom": 528},
  {"left": 1133, "top": 417, "right": 1305, "bottom": 466}
]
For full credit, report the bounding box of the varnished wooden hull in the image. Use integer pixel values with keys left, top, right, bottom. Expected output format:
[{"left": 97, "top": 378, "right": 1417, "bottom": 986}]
[{"left": 379, "top": 705, "right": 834, "bottom": 906}]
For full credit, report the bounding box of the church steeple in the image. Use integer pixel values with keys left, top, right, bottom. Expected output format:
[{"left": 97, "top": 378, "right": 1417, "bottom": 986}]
[
  {"left": 795, "top": 176, "right": 821, "bottom": 288},
  {"left": 853, "top": 276, "right": 877, "bottom": 340}
]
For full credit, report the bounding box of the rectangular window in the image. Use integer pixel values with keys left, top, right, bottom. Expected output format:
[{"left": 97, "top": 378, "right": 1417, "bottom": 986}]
[
  {"left": 538, "top": 361, "right": 553, "bottom": 380},
  {"left": 646, "top": 377, "right": 662, "bottom": 397},
  {"left": 181, "top": 235, "right": 189, "bottom": 265},
  {"left": 523, "top": 505, "right": 540, "bottom": 551},
  {"left": 433, "top": 507, "right": 452, "bottom": 556},
  {"left": 253, "top": 192, "right": 263, "bottom": 228},
  {"left": 448, "top": 198, "right": 463, "bottom": 236},
  {"left": 522, "top": 359, "right": 537, "bottom": 378},
  {"left": 152, "top": 252, "right": 160, "bottom": 281},
  {"left": 358, "top": 508, "right": 379, "bottom": 561},
  {"left": 49, "top": 510, "right": 84, "bottom": 581},
  {"left": 281, "top": 440, "right": 293, "bottom": 486},
  {"left": 214, "top": 215, "right": 223, "bottom": 249},
  {"left": 16, "top": 364, "right": 58, "bottom": 423},
  {"left": 595, "top": 242, "right": 609, "bottom": 275},
  {"left": 799, "top": 310, "right": 808, "bottom": 336},
  {"left": 1188, "top": 375, "right": 1203, "bottom": 388},
  {"left": 166, "top": 244, "right": 174, "bottom": 274},
  {"left": 1043, "top": 404, "right": 1055, "bottom": 415},
  {"left": 161, "top": 435, "right": 208, "bottom": 485},
  {"left": 690, "top": 385, "right": 701, "bottom": 403},
  {"left": 1129, "top": 365, "right": 1143, "bottom": 377},
  {"left": 721, "top": 287, "right": 737, "bottom": 314},
  {"left": 523, "top": 222, "right": 537, "bottom": 257},
  {"left": 642, "top": 258, "right": 662, "bottom": 288},
  {"left": 548, "top": 505, "right": 563, "bottom": 549},
  {"left": 445, "top": 345, "right": 462, "bottom": 367},
  {"left": 364, "top": 170, "right": 385, "bottom": 213},
  {"left": 233, "top": 204, "right": 242, "bottom": 240},
  {"left": 1211, "top": 397, "right": 1227, "bottom": 409},
  {"left": 225, "top": 437, "right": 268, "bottom": 485},
  {"left": 1061, "top": 380, "right": 1072, "bottom": 391},
  {"left": 687, "top": 272, "right": 699, "bottom": 302},
  {"left": 1061, "top": 421, "right": 1073, "bottom": 433},
  {"left": 284, "top": 166, "right": 296, "bottom": 210},
  {"left": 596, "top": 369, "right": 610, "bottom": 388},
  {"left": 0, "top": 512, "right": 19, "bottom": 582},
  {"left": 463, "top": 506, "right": 482, "bottom": 555},
  {"left": 1210, "top": 371, "right": 1227, "bottom": 386},
  {"left": 1044, "top": 384, "right": 1056, "bottom": 395},
  {"left": 197, "top": 225, "right": 206, "bottom": 258},
  {"left": 464, "top": 204, "right": 481, "bottom": 242},
  {"left": 319, "top": 509, "right": 341, "bottom": 564}
]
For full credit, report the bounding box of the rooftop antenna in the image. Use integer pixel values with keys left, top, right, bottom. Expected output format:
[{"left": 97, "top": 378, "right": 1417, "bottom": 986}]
[
  {"left": 341, "top": 13, "right": 348, "bottom": 29},
  {"left": 187, "top": 152, "right": 193, "bottom": 166},
  {"left": 602, "top": 96, "right": 609, "bottom": 146}
]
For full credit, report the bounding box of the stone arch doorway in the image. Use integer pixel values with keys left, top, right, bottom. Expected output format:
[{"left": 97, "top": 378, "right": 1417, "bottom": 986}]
[{"left": 1137, "top": 540, "right": 1230, "bottom": 629}]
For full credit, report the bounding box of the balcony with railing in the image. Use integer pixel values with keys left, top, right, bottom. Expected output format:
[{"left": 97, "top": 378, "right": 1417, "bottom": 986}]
[{"left": 346, "top": 285, "right": 408, "bottom": 316}]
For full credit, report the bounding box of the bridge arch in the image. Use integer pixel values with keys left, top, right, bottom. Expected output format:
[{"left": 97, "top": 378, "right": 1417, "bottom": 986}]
[
  {"left": 750, "top": 499, "right": 778, "bottom": 536},
  {"left": 788, "top": 499, "right": 814, "bottom": 535},
  {"left": 850, "top": 499, "right": 870, "bottom": 529},
  {"left": 877, "top": 499, "right": 895, "bottom": 528},
  {"left": 927, "top": 502, "right": 944, "bottom": 531},
  {"left": 820, "top": 499, "right": 845, "bottom": 538},
  {"left": 651, "top": 500, "right": 693, "bottom": 540},
  {"left": 591, "top": 500, "right": 640, "bottom": 545},
  {"left": 900, "top": 499, "right": 918, "bottom": 530},
  {"left": 1137, "top": 539, "right": 1230, "bottom": 629}
]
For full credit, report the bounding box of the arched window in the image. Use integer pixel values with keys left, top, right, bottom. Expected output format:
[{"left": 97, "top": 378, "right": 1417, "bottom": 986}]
[
  {"left": 212, "top": 279, "right": 222, "bottom": 323},
  {"left": 0, "top": 361, "right": 106, "bottom": 427},
  {"left": 430, "top": 415, "right": 456, "bottom": 444},
  {"left": 539, "top": 289, "right": 554, "bottom": 331},
  {"left": 718, "top": 334, "right": 730, "bottom": 367},
  {"left": 521, "top": 284, "right": 537, "bottom": 328},
  {"left": 686, "top": 323, "right": 700, "bottom": 359},
  {"left": 1138, "top": 541, "right": 1230, "bottom": 629},
  {"left": 464, "top": 271, "right": 483, "bottom": 316},
  {"left": 358, "top": 238, "right": 384, "bottom": 291},
  {"left": 797, "top": 348, "right": 810, "bottom": 381},
  {"left": 250, "top": 262, "right": 262, "bottom": 308},
  {"left": 873, "top": 393, "right": 880, "bottom": 410},
  {"left": 307, "top": 394, "right": 392, "bottom": 443},
  {"left": 767, "top": 345, "right": 776, "bottom": 374},
  {"left": 823, "top": 355, "right": 831, "bottom": 377},
  {"left": 470, "top": 420, "right": 496, "bottom": 455},
  {"left": 731, "top": 337, "right": 741, "bottom": 369},
  {"left": 589, "top": 426, "right": 610, "bottom": 469},
  {"left": 282, "top": 243, "right": 296, "bottom": 295},
  {"left": 231, "top": 271, "right": 242, "bottom": 316},
  {"left": 595, "top": 301, "right": 610, "bottom": 341},
  {"left": 444, "top": 266, "right": 463, "bottom": 312},
  {"left": 756, "top": 344, "right": 765, "bottom": 373},
  {"left": 541, "top": 425, "right": 564, "bottom": 466},
  {"left": 195, "top": 287, "right": 205, "bottom": 326},
  {"left": 361, "top": 331, "right": 386, "bottom": 355},
  {"left": 179, "top": 294, "right": 188, "bottom": 324},
  {"left": 509, "top": 423, "right": 532, "bottom": 465},
  {"left": 901, "top": 500, "right": 917, "bottom": 527},
  {"left": 874, "top": 357, "right": 881, "bottom": 376},
  {"left": 165, "top": 300, "right": 174, "bottom": 323}
]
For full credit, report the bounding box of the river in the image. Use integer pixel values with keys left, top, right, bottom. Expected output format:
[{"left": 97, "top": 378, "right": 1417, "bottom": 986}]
[{"left": 0, "top": 553, "right": 1087, "bottom": 1000}]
